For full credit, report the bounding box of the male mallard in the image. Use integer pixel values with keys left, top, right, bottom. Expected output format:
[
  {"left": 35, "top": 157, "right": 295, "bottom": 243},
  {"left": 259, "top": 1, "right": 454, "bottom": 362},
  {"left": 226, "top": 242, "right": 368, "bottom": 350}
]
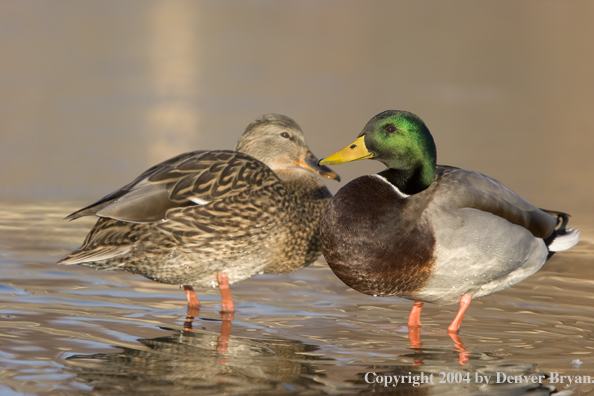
[
  {"left": 60, "top": 114, "right": 339, "bottom": 314},
  {"left": 318, "top": 110, "right": 579, "bottom": 332}
]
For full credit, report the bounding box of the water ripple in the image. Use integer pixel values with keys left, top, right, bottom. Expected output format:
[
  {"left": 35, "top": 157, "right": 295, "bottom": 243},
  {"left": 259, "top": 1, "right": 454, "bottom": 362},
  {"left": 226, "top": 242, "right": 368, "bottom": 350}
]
[{"left": 1, "top": 200, "right": 593, "bottom": 394}]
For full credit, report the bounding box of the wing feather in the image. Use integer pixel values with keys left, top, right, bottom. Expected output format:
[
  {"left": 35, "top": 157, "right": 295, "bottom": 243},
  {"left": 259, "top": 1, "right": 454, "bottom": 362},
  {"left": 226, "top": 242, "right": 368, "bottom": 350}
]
[
  {"left": 434, "top": 166, "right": 557, "bottom": 238},
  {"left": 65, "top": 150, "right": 279, "bottom": 223}
]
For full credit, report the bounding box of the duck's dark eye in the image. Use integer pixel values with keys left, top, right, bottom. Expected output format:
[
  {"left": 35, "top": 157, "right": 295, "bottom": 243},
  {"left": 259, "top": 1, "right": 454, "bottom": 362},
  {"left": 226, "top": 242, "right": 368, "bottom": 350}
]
[
  {"left": 280, "top": 132, "right": 290, "bottom": 139},
  {"left": 384, "top": 124, "right": 397, "bottom": 133}
]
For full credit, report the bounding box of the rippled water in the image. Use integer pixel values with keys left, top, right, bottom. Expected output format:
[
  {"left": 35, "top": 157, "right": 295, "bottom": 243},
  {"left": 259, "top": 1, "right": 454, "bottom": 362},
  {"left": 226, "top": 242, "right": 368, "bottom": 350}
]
[{"left": 1, "top": 200, "right": 593, "bottom": 395}]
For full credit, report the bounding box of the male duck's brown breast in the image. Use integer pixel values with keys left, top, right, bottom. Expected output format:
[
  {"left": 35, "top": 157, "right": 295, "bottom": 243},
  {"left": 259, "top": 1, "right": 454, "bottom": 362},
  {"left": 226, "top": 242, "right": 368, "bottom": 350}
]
[{"left": 320, "top": 175, "right": 436, "bottom": 297}]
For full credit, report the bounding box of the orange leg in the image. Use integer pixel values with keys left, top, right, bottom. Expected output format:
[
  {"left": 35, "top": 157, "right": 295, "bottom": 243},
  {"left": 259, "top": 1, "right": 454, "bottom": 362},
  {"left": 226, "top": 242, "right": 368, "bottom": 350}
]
[
  {"left": 447, "top": 294, "right": 472, "bottom": 333},
  {"left": 408, "top": 301, "right": 424, "bottom": 327},
  {"left": 407, "top": 301, "right": 424, "bottom": 350},
  {"left": 183, "top": 285, "right": 200, "bottom": 317},
  {"left": 217, "top": 272, "right": 235, "bottom": 313}
]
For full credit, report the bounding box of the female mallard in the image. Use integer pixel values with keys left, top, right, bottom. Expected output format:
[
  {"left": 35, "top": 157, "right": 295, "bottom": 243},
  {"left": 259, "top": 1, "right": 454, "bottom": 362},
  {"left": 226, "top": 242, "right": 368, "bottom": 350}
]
[
  {"left": 60, "top": 114, "right": 339, "bottom": 314},
  {"left": 318, "top": 110, "right": 579, "bottom": 332}
]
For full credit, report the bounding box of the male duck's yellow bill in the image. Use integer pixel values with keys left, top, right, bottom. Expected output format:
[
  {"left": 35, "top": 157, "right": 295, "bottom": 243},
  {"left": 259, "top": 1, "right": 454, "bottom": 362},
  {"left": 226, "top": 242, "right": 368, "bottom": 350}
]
[{"left": 318, "top": 136, "right": 373, "bottom": 165}]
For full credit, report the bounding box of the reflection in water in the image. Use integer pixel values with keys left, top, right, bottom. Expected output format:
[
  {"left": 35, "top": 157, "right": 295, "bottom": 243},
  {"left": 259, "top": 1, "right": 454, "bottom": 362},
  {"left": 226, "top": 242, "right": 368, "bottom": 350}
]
[
  {"left": 65, "top": 321, "right": 553, "bottom": 396},
  {"left": 182, "top": 310, "right": 233, "bottom": 354},
  {"left": 396, "top": 330, "right": 552, "bottom": 396},
  {"left": 352, "top": 360, "right": 551, "bottom": 396},
  {"left": 66, "top": 322, "right": 326, "bottom": 395},
  {"left": 408, "top": 327, "right": 470, "bottom": 366},
  {"left": 2, "top": 203, "right": 594, "bottom": 394},
  {"left": 145, "top": 1, "right": 202, "bottom": 164}
]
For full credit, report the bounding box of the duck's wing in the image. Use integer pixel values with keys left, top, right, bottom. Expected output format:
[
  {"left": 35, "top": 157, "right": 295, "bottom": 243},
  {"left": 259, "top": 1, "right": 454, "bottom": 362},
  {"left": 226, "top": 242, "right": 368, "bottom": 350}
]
[
  {"left": 433, "top": 166, "right": 557, "bottom": 239},
  {"left": 65, "top": 150, "right": 279, "bottom": 223}
]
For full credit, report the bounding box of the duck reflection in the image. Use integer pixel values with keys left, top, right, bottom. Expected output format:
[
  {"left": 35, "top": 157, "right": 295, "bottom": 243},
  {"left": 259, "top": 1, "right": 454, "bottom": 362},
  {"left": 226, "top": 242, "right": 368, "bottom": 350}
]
[
  {"left": 65, "top": 322, "right": 327, "bottom": 395},
  {"left": 182, "top": 310, "right": 233, "bottom": 354},
  {"left": 352, "top": 365, "right": 551, "bottom": 396},
  {"left": 355, "top": 343, "right": 551, "bottom": 396},
  {"left": 408, "top": 328, "right": 470, "bottom": 366},
  {"left": 352, "top": 330, "right": 553, "bottom": 396},
  {"left": 64, "top": 322, "right": 553, "bottom": 395}
]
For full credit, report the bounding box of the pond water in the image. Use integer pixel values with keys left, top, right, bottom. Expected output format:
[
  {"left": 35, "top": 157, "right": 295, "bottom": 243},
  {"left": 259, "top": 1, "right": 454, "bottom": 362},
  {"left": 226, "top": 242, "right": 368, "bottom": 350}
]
[
  {"left": 1, "top": 200, "right": 593, "bottom": 395},
  {"left": 1, "top": 1, "right": 594, "bottom": 395}
]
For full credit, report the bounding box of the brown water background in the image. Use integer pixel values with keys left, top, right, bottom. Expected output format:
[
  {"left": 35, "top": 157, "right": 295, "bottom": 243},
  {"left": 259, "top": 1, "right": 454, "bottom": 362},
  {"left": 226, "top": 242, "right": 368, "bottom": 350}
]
[{"left": 1, "top": 2, "right": 593, "bottom": 395}]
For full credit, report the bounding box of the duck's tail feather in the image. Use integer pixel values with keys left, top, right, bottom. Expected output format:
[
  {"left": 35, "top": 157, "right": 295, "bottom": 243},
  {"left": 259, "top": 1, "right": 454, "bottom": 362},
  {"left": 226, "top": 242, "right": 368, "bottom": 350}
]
[
  {"left": 540, "top": 209, "right": 580, "bottom": 252},
  {"left": 548, "top": 228, "right": 580, "bottom": 252},
  {"left": 58, "top": 245, "right": 132, "bottom": 265}
]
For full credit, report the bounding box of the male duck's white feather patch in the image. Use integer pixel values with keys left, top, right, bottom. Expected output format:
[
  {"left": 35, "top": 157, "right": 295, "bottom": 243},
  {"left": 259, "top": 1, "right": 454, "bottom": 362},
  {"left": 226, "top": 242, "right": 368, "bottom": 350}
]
[
  {"left": 371, "top": 174, "right": 410, "bottom": 198},
  {"left": 548, "top": 229, "right": 580, "bottom": 252}
]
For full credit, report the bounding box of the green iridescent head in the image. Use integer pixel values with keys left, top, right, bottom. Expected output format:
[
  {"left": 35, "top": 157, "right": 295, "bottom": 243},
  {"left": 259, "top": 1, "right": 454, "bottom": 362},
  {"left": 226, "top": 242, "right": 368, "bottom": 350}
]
[
  {"left": 320, "top": 110, "right": 437, "bottom": 192},
  {"left": 358, "top": 110, "right": 437, "bottom": 172}
]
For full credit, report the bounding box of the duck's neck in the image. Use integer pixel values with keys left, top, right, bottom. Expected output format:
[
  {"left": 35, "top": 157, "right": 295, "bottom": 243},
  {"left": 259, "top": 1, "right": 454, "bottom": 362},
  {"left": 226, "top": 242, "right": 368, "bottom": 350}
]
[
  {"left": 276, "top": 169, "right": 332, "bottom": 200},
  {"left": 378, "top": 164, "right": 435, "bottom": 195}
]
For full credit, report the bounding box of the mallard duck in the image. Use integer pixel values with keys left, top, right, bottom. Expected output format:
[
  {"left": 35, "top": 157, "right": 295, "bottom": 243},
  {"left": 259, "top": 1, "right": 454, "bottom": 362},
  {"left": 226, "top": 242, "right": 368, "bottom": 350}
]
[
  {"left": 60, "top": 114, "right": 339, "bottom": 314},
  {"left": 318, "top": 110, "right": 579, "bottom": 332}
]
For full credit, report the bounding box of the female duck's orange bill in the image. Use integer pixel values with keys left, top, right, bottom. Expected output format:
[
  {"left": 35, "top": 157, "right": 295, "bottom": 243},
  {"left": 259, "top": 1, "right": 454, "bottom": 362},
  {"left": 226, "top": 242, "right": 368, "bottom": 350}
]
[{"left": 295, "top": 149, "right": 340, "bottom": 181}]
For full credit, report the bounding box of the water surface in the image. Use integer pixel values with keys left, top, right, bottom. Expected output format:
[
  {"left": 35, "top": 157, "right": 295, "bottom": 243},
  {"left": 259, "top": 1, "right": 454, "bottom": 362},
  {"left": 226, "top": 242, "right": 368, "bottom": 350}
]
[{"left": 1, "top": 201, "right": 593, "bottom": 395}]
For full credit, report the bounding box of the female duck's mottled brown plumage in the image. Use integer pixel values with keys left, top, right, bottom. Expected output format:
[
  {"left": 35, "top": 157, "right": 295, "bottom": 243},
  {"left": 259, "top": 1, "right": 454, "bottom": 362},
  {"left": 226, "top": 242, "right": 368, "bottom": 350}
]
[{"left": 59, "top": 114, "right": 339, "bottom": 313}]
